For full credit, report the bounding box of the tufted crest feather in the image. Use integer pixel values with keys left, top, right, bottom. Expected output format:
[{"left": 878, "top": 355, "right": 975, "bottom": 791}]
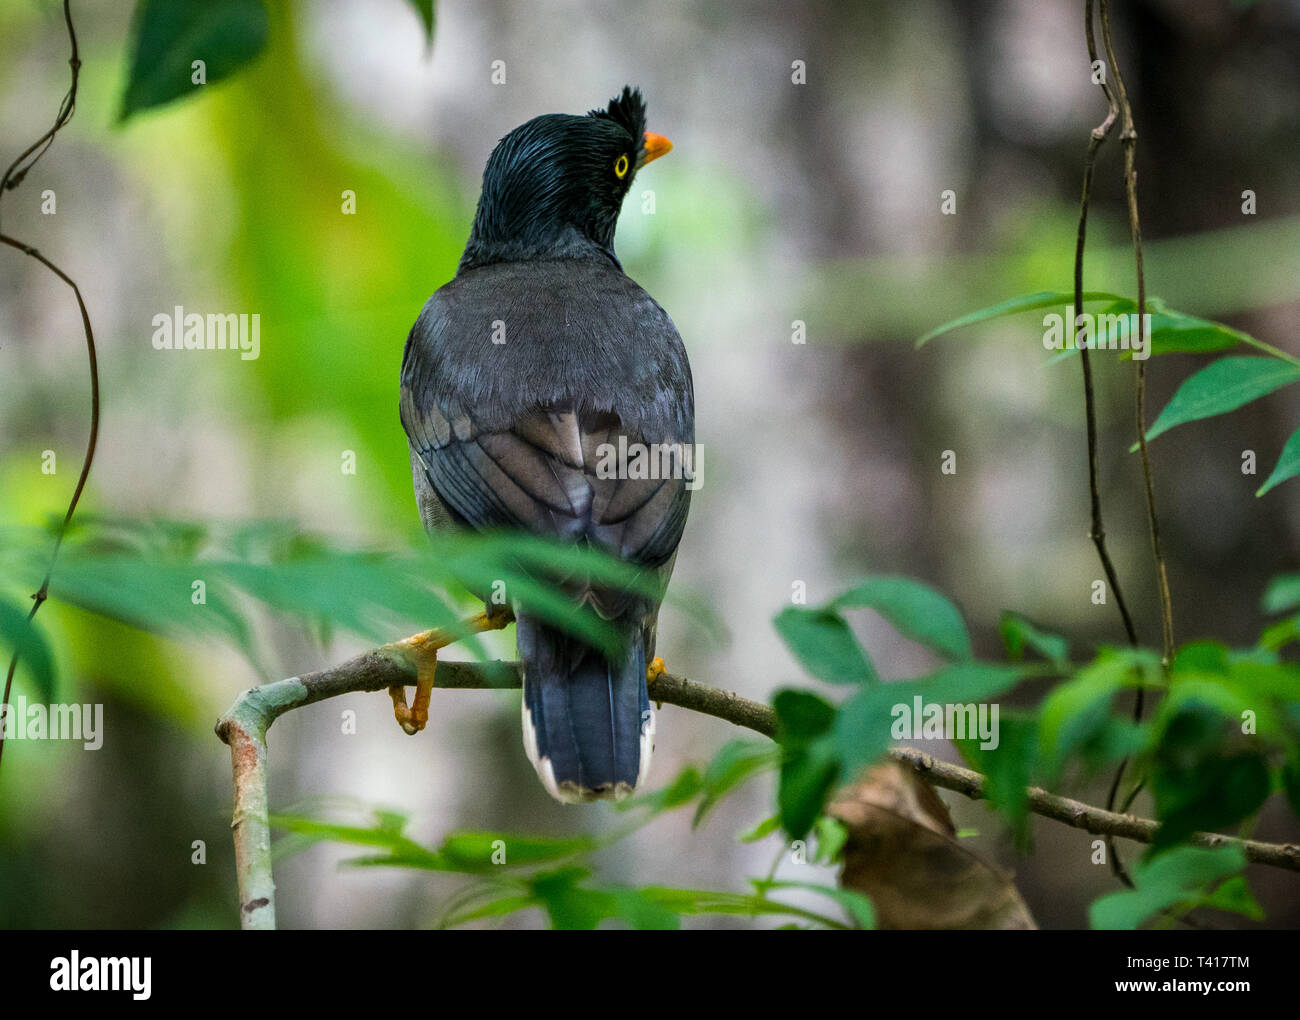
[{"left": 588, "top": 85, "right": 647, "bottom": 146}]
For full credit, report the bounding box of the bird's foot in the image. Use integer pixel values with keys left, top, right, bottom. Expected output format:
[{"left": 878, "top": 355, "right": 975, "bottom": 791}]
[
  {"left": 646, "top": 656, "right": 666, "bottom": 683},
  {"left": 388, "top": 649, "right": 436, "bottom": 735},
  {"left": 387, "top": 610, "right": 514, "bottom": 735}
]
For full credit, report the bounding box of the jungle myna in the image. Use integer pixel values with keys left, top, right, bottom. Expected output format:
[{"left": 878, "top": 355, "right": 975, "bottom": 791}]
[{"left": 398, "top": 87, "right": 694, "bottom": 803}]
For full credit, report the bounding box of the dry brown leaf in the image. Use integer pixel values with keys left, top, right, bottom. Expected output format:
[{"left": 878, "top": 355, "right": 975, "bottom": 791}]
[{"left": 831, "top": 762, "right": 1037, "bottom": 929}]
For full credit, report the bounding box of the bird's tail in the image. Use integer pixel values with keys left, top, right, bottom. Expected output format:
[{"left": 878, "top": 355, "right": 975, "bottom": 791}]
[{"left": 517, "top": 614, "right": 653, "bottom": 803}]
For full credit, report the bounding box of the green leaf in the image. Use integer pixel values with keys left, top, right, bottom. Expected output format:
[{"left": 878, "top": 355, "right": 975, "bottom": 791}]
[
  {"left": 406, "top": 0, "right": 435, "bottom": 44},
  {"left": 621, "top": 766, "right": 703, "bottom": 815},
  {"left": 1174, "top": 672, "right": 1289, "bottom": 742},
  {"left": 1172, "top": 640, "right": 1230, "bottom": 673},
  {"left": 915, "top": 290, "right": 1128, "bottom": 348},
  {"left": 1090, "top": 299, "right": 1249, "bottom": 360},
  {"left": 269, "top": 813, "right": 443, "bottom": 868},
  {"left": 1144, "top": 357, "right": 1300, "bottom": 443},
  {"left": 1148, "top": 681, "right": 1279, "bottom": 849},
  {"left": 1036, "top": 652, "right": 1153, "bottom": 785},
  {"left": 1257, "top": 615, "right": 1300, "bottom": 653},
  {"left": 778, "top": 744, "right": 839, "bottom": 839},
  {"left": 1078, "top": 300, "right": 1149, "bottom": 359},
  {"left": 832, "top": 576, "right": 972, "bottom": 661},
  {"left": 1263, "top": 574, "right": 1300, "bottom": 614},
  {"left": 638, "top": 885, "right": 849, "bottom": 928},
  {"left": 774, "top": 607, "right": 876, "bottom": 684},
  {"left": 956, "top": 713, "right": 1037, "bottom": 840},
  {"left": 120, "top": 0, "right": 270, "bottom": 121},
  {"left": 811, "top": 816, "right": 848, "bottom": 864},
  {"left": 738, "top": 814, "right": 781, "bottom": 843},
  {"left": 1152, "top": 750, "right": 1270, "bottom": 852},
  {"left": 528, "top": 868, "right": 681, "bottom": 930},
  {"left": 777, "top": 740, "right": 840, "bottom": 842},
  {"left": 998, "top": 612, "right": 1068, "bottom": 669},
  {"left": 1141, "top": 307, "right": 1248, "bottom": 358},
  {"left": 693, "top": 741, "right": 778, "bottom": 827},
  {"left": 3, "top": 519, "right": 663, "bottom": 671},
  {"left": 1257, "top": 426, "right": 1300, "bottom": 497},
  {"left": 272, "top": 813, "right": 598, "bottom": 876},
  {"left": 773, "top": 689, "right": 837, "bottom": 745},
  {"left": 529, "top": 868, "right": 609, "bottom": 930},
  {"left": 1089, "top": 846, "right": 1248, "bottom": 929},
  {"left": 47, "top": 555, "right": 257, "bottom": 662},
  {"left": 453, "top": 531, "right": 661, "bottom": 599},
  {"left": 606, "top": 888, "right": 681, "bottom": 930},
  {"left": 766, "top": 880, "right": 876, "bottom": 929},
  {"left": 1044, "top": 299, "right": 1250, "bottom": 365},
  {"left": 0, "top": 598, "right": 56, "bottom": 702},
  {"left": 1196, "top": 875, "right": 1265, "bottom": 921},
  {"left": 833, "top": 663, "right": 1024, "bottom": 782},
  {"left": 440, "top": 831, "right": 596, "bottom": 870},
  {"left": 441, "top": 892, "right": 535, "bottom": 927}
]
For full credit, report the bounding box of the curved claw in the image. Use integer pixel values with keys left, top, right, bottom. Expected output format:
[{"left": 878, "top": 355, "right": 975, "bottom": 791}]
[{"left": 387, "top": 610, "right": 515, "bottom": 736}]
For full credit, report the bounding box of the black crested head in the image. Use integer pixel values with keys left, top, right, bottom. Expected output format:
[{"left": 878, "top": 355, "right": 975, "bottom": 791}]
[
  {"left": 587, "top": 86, "right": 648, "bottom": 146},
  {"left": 458, "top": 87, "right": 671, "bottom": 273}
]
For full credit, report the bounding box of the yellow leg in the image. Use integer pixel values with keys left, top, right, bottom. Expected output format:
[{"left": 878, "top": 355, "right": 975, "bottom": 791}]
[
  {"left": 388, "top": 610, "right": 512, "bottom": 735},
  {"left": 645, "top": 656, "right": 667, "bottom": 709},
  {"left": 388, "top": 650, "right": 435, "bottom": 735}
]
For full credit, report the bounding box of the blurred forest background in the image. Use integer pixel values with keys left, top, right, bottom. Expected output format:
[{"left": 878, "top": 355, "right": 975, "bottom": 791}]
[{"left": 2, "top": 0, "right": 1299, "bottom": 928}]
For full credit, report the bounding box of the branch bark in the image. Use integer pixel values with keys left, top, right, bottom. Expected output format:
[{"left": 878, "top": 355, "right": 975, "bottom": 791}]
[{"left": 216, "top": 637, "right": 1300, "bottom": 928}]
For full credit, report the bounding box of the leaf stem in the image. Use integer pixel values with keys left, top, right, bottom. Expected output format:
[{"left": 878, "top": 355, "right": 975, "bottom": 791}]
[{"left": 1239, "top": 333, "right": 1300, "bottom": 370}]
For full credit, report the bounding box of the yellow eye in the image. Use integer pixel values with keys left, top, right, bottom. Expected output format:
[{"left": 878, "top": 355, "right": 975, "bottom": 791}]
[{"left": 614, "top": 154, "right": 629, "bottom": 179}]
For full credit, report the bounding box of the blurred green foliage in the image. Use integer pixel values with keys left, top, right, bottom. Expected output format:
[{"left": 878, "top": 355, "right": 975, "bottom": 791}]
[
  {"left": 767, "top": 571, "right": 1299, "bottom": 929},
  {"left": 268, "top": 740, "right": 869, "bottom": 930},
  {"left": 4, "top": 0, "right": 1299, "bottom": 932}
]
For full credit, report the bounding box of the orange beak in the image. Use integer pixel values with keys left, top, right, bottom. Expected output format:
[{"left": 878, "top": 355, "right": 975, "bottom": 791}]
[{"left": 639, "top": 132, "right": 673, "bottom": 168}]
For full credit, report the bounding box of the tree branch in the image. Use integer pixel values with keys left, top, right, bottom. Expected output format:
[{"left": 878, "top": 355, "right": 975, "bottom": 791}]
[{"left": 216, "top": 636, "right": 1300, "bottom": 928}]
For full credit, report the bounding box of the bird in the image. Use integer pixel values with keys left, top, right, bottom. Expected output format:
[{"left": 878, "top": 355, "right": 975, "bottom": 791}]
[{"left": 397, "top": 87, "right": 694, "bottom": 803}]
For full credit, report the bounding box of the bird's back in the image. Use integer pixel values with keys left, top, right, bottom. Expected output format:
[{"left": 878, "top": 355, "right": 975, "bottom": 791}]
[
  {"left": 401, "top": 257, "right": 693, "bottom": 562},
  {"left": 398, "top": 86, "right": 691, "bottom": 802},
  {"left": 402, "top": 258, "right": 692, "bottom": 447}
]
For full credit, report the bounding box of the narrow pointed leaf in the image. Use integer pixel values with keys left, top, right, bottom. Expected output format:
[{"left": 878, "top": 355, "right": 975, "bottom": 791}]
[
  {"left": 1145, "top": 357, "right": 1300, "bottom": 443},
  {"left": 1257, "top": 426, "right": 1300, "bottom": 496},
  {"left": 916, "top": 290, "right": 1128, "bottom": 348}
]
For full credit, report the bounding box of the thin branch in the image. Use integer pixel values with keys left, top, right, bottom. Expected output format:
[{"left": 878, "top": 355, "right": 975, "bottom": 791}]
[
  {"left": 0, "top": 0, "right": 99, "bottom": 776},
  {"left": 1099, "top": 0, "right": 1175, "bottom": 666},
  {"left": 216, "top": 638, "right": 1300, "bottom": 929},
  {"left": 0, "top": 0, "right": 80, "bottom": 208},
  {"left": 1077, "top": 0, "right": 1136, "bottom": 649},
  {"left": 1079, "top": 0, "right": 1139, "bottom": 888}
]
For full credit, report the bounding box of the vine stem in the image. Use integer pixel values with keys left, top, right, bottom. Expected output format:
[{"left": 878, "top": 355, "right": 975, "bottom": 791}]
[
  {"left": 215, "top": 640, "right": 1300, "bottom": 929},
  {"left": 1100, "top": 0, "right": 1175, "bottom": 666},
  {"left": 1072, "top": 40, "right": 1137, "bottom": 650},
  {"left": 0, "top": 0, "right": 99, "bottom": 776},
  {"left": 1078, "top": 0, "right": 1140, "bottom": 888}
]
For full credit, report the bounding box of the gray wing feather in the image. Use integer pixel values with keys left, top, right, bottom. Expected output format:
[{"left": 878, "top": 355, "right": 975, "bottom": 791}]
[{"left": 401, "top": 259, "right": 693, "bottom": 580}]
